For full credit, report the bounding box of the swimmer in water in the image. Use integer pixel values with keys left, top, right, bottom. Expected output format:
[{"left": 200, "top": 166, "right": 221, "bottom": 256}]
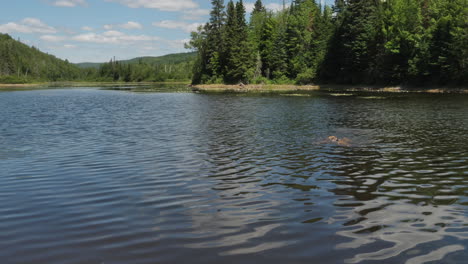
[{"left": 321, "top": 136, "right": 352, "bottom": 147}]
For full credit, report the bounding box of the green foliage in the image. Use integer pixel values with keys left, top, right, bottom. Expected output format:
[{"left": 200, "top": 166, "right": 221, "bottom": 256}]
[
  {"left": 0, "top": 33, "right": 194, "bottom": 83},
  {"left": 96, "top": 58, "right": 193, "bottom": 82},
  {"left": 3, "top": 0, "right": 465, "bottom": 86},
  {"left": 190, "top": 0, "right": 467, "bottom": 86},
  {"left": 259, "top": 14, "right": 277, "bottom": 79},
  {"left": 0, "top": 75, "right": 30, "bottom": 84},
  {"left": 76, "top": 52, "right": 197, "bottom": 69},
  {"left": 223, "top": 0, "right": 255, "bottom": 83},
  {"left": 251, "top": 76, "right": 270, "bottom": 84},
  {"left": 0, "top": 33, "right": 84, "bottom": 82}
]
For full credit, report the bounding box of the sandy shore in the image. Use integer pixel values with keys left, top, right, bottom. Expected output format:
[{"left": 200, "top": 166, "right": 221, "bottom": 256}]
[{"left": 191, "top": 84, "right": 468, "bottom": 94}]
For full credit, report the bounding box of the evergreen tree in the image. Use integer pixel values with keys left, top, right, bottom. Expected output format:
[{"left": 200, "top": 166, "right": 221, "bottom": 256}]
[
  {"left": 253, "top": 0, "right": 265, "bottom": 14},
  {"left": 259, "top": 14, "right": 277, "bottom": 78},
  {"left": 325, "top": 0, "right": 382, "bottom": 84},
  {"left": 285, "top": 0, "right": 321, "bottom": 80},
  {"left": 249, "top": 0, "right": 267, "bottom": 50},
  {"left": 271, "top": 22, "right": 289, "bottom": 80},
  {"left": 0, "top": 33, "right": 83, "bottom": 82},
  {"left": 297, "top": 5, "right": 334, "bottom": 84},
  {"left": 187, "top": 0, "right": 467, "bottom": 86},
  {"left": 427, "top": 0, "right": 467, "bottom": 84},
  {"left": 378, "top": 0, "right": 424, "bottom": 83},
  {"left": 206, "top": 0, "right": 227, "bottom": 78},
  {"left": 223, "top": 0, "right": 255, "bottom": 83}
]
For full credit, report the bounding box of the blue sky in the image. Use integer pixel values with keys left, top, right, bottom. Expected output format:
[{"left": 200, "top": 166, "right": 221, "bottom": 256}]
[{"left": 0, "top": 0, "right": 331, "bottom": 63}]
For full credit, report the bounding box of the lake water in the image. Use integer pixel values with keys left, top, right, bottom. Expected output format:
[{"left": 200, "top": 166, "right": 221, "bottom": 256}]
[{"left": 1, "top": 86, "right": 467, "bottom": 264}]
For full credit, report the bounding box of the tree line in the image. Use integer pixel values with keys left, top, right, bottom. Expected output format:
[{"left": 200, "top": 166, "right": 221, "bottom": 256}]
[
  {"left": 94, "top": 58, "right": 193, "bottom": 82},
  {"left": 187, "top": 0, "right": 467, "bottom": 86},
  {"left": 0, "top": 34, "right": 82, "bottom": 83},
  {"left": 0, "top": 33, "right": 194, "bottom": 83}
]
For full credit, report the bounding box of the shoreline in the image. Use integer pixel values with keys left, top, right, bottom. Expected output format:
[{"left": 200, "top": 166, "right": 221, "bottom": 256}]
[
  {"left": 2, "top": 82, "right": 466, "bottom": 94},
  {"left": 191, "top": 84, "right": 468, "bottom": 94},
  {"left": 0, "top": 83, "right": 45, "bottom": 88},
  {"left": 0, "top": 81, "right": 190, "bottom": 89}
]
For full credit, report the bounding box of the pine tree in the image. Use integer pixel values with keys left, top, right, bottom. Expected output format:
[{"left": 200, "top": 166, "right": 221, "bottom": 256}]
[
  {"left": 224, "top": 0, "right": 254, "bottom": 83},
  {"left": 271, "top": 23, "right": 289, "bottom": 80},
  {"left": 427, "top": 0, "right": 467, "bottom": 84},
  {"left": 249, "top": 0, "right": 267, "bottom": 51},
  {"left": 298, "top": 4, "right": 335, "bottom": 84},
  {"left": 329, "top": 0, "right": 381, "bottom": 83},
  {"left": 223, "top": 0, "right": 239, "bottom": 83},
  {"left": 187, "top": 0, "right": 466, "bottom": 86},
  {"left": 253, "top": 0, "right": 265, "bottom": 14},
  {"left": 206, "top": 0, "right": 226, "bottom": 78},
  {"left": 259, "top": 14, "right": 276, "bottom": 78},
  {"left": 378, "top": 0, "right": 424, "bottom": 83},
  {"left": 285, "top": 0, "right": 320, "bottom": 79}
]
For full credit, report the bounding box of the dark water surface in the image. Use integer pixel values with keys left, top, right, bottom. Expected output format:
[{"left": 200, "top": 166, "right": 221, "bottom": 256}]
[{"left": 1, "top": 87, "right": 467, "bottom": 264}]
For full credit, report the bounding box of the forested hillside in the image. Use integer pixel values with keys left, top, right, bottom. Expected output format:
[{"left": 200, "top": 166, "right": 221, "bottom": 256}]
[
  {"left": 94, "top": 57, "right": 194, "bottom": 82},
  {"left": 76, "top": 52, "right": 197, "bottom": 69},
  {"left": 0, "top": 33, "right": 194, "bottom": 83},
  {"left": 78, "top": 52, "right": 196, "bottom": 82},
  {"left": 0, "top": 33, "right": 83, "bottom": 83},
  {"left": 188, "top": 0, "right": 467, "bottom": 86}
]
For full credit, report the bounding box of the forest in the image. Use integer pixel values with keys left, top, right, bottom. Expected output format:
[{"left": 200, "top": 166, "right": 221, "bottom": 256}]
[
  {"left": 0, "top": 33, "right": 194, "bottom": 83},
  {"left": 187, "top": 0, "right": 467, "bottom": 86},
  {"left": 93, "top": 55, "right": 194, "bottom": 82},
  {"left": 0, "top": 34, "right": 83, "bottom": 83}
]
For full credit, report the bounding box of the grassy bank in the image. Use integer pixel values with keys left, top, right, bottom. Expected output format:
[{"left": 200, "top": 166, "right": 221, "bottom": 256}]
[
  {"left": 191, "top": 84, "right": 468, "bottom": 94},
  {"left": 0, "top": 83, "right": 45, "bottom": 88}
]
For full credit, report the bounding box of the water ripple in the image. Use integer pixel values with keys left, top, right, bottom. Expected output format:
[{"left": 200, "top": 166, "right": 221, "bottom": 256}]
[{"left": 0, "top": 89, "right": 467, "bottom": 263}]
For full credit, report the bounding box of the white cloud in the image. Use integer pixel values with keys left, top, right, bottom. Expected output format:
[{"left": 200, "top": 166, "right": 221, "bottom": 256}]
[
  {"left": 245, "top": 3, "right": 255, "bottom": 13},
  {"left": 0, "top": 18, "right": 57, "bottom": 34},
  {"left": 265, "top": 3, "right": 284, "bottom": 12},
  {"left": 245, "top": 2, "right": 284, "bottom": 13},
  {"left": 152, "top": 20, "right": 202, "bottom": 33},
  {"left": 103, "top": 21, "right": 143, "bottom": 30},
  {"left": 105, "top": 0, "right": 198, "bottom": 11},
  {"left": 81, "top": 26, "right": 93, "bottom": 31},
  {"left": 58, "top": 27, "right": 77, "bottom": 35},
  {"left": 52, "top": 0, "right": 88, "bottom": 7},
  {"left": 121, "top": 21, "right": 143, "bottom": 29},
  {"left": 40, "top": 35, "right": 66, "bottom": 42},
  {"left": 180, "top": 8, "right": 209, "bottom": 20},
  {"left": 72, "top": 30, "right": 159, "bottom": 44},
  {"left": 142, "top": 46, "right": 157, "bottom": 51},
  {"left": 103, "top": 30, "right": 124, "bottom": 37},
  {"left": 64, "top": 44, "right": 77, "bottom": 48},
  {"left": 166, "top": 38, "right": 190, "bottom": 49}
]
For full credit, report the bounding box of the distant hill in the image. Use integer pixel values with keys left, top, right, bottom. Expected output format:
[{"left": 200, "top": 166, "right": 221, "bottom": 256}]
[
  {"left": 0, "top": 33, "right": 82, "bottom": 83},
  {"left": 76, "top": 52, "right": 197, "bottom": 69},
  {"left": 0, "top": 33, "right": 196, "bottom": 83}
]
